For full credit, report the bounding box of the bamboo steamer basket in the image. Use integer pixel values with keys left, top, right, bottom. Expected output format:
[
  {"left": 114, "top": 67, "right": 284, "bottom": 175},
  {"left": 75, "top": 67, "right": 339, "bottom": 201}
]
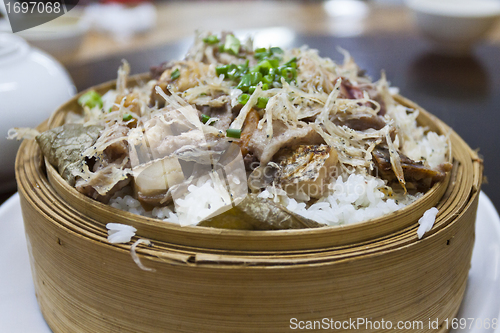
[{"left": 15, "top": 75, "right": 483, "bottom": 333}]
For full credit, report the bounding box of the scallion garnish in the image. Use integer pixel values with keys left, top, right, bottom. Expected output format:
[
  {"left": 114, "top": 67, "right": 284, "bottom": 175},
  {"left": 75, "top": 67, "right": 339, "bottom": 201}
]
[
  {"left": 78, "top": 90, "right": 103, "bottom": 109},
  {"left": 123, "top": 114, "right": 133, "bottom": 121},
  {"left": 171, "top": 68, "right": 180, "bottom": 80},
  {"left": 203, "top": 35, "right": 219, "bottom": 45},
  {"left": 238, "top": 93, "right": 250, "bottom": 105},
  {"left": 224, "top": 34, "right": 241, "bottom": 55},
  {"left": 226, "top": 128, "right": 241, "bottom": 139},
  {"left": 270, "top": 46, "right": 284, "bottom": 54},
  {"left": 216, "top": 65, "right": 229, "bottom": 77},
  {"left": 256, "top": 97, "right": 269, "bottom": 109},
  {"left": 201, "top": 114, "right": 210, "bottom": 124}
]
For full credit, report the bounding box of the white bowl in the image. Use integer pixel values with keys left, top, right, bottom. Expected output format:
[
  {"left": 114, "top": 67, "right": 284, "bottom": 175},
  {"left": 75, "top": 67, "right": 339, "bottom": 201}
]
[
  {"left": 406, "top": 0, "right": 500, "bottom": 54},
  {"left": 0, "top": 33, "right": 76, "bottom": 193},
  {"left": 0, "top": 10, "right": 89, "bottom": 60}
]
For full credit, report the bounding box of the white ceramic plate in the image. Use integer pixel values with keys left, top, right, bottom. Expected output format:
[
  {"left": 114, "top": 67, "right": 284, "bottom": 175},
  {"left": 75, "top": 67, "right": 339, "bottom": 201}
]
[{"left": 0, "top": 193, "right": 499, "bottom": 332}]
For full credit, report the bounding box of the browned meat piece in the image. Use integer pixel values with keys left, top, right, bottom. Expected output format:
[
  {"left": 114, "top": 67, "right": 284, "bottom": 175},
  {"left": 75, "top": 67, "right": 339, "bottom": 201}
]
[
  {"left": 149, "top": 61, "right": 210, "bottom": 107},
  {"left": 111, "top": 92, "right": 141, "bottom": 117},
  {"left": 76, "top": 125, "right": 132, "bottom": 203},
  {"left": 339, "top": 77, "right": 365, "bottom": 100},
  {"left": 237, "top": 108, "right": 260, "bottom": 156},
  {"left": 77, "top": 176, "right": 131, "bottom": 204},
  {"left": 372, "top": 147, "right": 452, "bottom": 192},
  {"left": 150, "top": 61, "right": 174, "bottom": 80},
  {"left": 275, "top": 145, "right": 338, "bottom": 199},
  {"left": 332, "top": 114, "right": 386, "bottom": 131},
  {"left": 198, "top": 103, "right": 235, "bottom": 131},
  {"left": 243, "top": 153, "right": 259, "bottom": 172},
  {"left": 337, "top": 77, "right": 387, "bottom": 116},
  {"left": 246, "top": 121, "right": 325, "bottom": 165},
  {"left": 91, "top": 126, "right": 130, "bottom": 172}
]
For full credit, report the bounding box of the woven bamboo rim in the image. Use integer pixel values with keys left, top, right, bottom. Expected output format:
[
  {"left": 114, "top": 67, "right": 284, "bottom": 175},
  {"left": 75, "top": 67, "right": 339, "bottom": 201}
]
[
  {"left": 41, "top": 75, "right": 454, "bottom": 251},
  {"left": 15, "top": 75, "right": 483, "bottom": 332}
]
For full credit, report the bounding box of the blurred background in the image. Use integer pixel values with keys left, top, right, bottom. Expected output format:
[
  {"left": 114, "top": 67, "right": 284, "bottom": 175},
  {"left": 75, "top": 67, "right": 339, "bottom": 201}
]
[{"left": 1, "top": 0, "right": 500, "bottom": 208}]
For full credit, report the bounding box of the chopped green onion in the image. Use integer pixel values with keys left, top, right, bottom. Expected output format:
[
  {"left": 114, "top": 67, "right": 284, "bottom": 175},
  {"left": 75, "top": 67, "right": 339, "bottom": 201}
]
[
  {"left": 261, "top": 83, "right": 269, "bottom": 91},
  {"left": 281, "top": 67, "right": 297, "bottom": 81},
  {"left": 270, "top": 46, "right": 284, "bottom": 54},
  {"left": 226, "top": 128, "right": 241, "bottom": 139},
  {"left": 250, "top": 72, "right": 262, "bottom": 85},
  {"left": 256, "top": 97, "right": 269, "bottom": 109},
  {"left": 252, "top": 59, "right": 272, "bottom": 75},
  {"left": 262, "top": 74, "right": 274, "bottom": 84},
  {"left": 123, "top": 114, "right": 133, "bottom": 121},
  {"left": 203, "top": 35, "right": 219, "bottom": 44},
  {"left": 248, "top": 86, "right": 256, "bottom": 94},
  {"left": 226, "top": 64, "right": 239, "bottom": 80},
  {"left": 201, "top": 114, "right": 211, "bottom": 124},
  {"left": 216, "top": 65, "right": 229, "bottom": 77},
  {"left": 236, "top": 74, "right": 252, "bottom": 91},
  {"left": 283, "top": 57, "right": 297, "bottom": 67},
  {"left": 238, "top": 93, "right": 250, "bottom": 105},
  {"left": 268, "top": 58, "right": 280, "bottom": 68},
  {"left": 78, "top": 90, "right": 103, "bottom": 109},
  {"left": 171, "top": 68, "right": 180, "bottom": 80},
  {"left": 224, "top": 34, "right": 241, "bottom": 55}
]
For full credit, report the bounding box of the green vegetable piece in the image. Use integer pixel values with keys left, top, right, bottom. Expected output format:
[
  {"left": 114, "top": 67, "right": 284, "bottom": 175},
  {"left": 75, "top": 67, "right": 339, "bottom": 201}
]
[
  {"left": 226, "top": 128, "right": 242, "bottom": 139},
  {"left": 262, "top": 74, "right": 274, "bottom": 84},
  {"left": 203, "top": 35, "right": 220, "bottom": 44},
  {"left": 78, "top": 90, "right": 103, "bottom": 109},
  {"left": 281, "top": 67, "right": 297, "bottom": 81},
  {"left": 256, "top": 97, "right": 269, "bottom": 109},
  {"left": 261, "top": 83, "right": 269, "bottom": 91},
  {"left": 216, "top": 65, "right": 229, "bottom": 77},
  {"left": 236, "top": 74, "right": 252, "bottom": 91},
  {"left": 254, "top": 59, "right": 272, "bottom": 75},
  {"left": 123, "top": 114, "right": 133, "bottom": 121},
  {"left": 248, "top": 86, "right": 256, "bottom": 94},
  {"left": 270, "top": 46, "right": 284, "bottom": 54},
  {"left": 237, "top": 93, "right": 250, "bottom": 105},
  {"left": 224, "top": 34, "right": 241, "bottom": 55},
  {"left": 171, "top": 68, "right": 181, "bottom": 80},
  {"left": 254, "top": 47, "right": 269, "bottom": 60},
  {"left": 226, "top": 64, "right": 239, "bottom": 80},
  {"left": 268, "top": 58, "right": 280, "bottom": 68},
  {"left": 283, "top": 57, "right": 297, "bottom": 67},
  {"left": 250, "top": 72, "right": 263, "bottom": 85},
  {"left": 201, "top": 114, "right": 211, "bottom": 124}
]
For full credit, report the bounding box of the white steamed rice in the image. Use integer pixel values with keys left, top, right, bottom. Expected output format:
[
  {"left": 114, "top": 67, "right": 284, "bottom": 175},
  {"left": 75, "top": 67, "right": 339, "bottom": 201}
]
[{"left": 109, "top": 173, "right": 420, "bottom": 227}]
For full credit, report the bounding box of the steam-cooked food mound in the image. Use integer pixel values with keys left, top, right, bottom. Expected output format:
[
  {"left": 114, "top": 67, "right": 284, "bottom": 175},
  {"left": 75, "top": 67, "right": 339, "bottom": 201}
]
[{"left": 21, "top": 32, "right": 452, "bottom": 229}]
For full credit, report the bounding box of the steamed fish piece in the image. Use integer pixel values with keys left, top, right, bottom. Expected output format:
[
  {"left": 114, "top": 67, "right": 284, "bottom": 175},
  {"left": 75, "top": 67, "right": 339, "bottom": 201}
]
[
  {"left": 36, "top": 124, "right": 103, "bottom": 186},
  {"left": 198, "top": 194, "right": 325, "bottom": 230},
  {"left": 276, "top": 145, "right": 338, "bottom": 200}
]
